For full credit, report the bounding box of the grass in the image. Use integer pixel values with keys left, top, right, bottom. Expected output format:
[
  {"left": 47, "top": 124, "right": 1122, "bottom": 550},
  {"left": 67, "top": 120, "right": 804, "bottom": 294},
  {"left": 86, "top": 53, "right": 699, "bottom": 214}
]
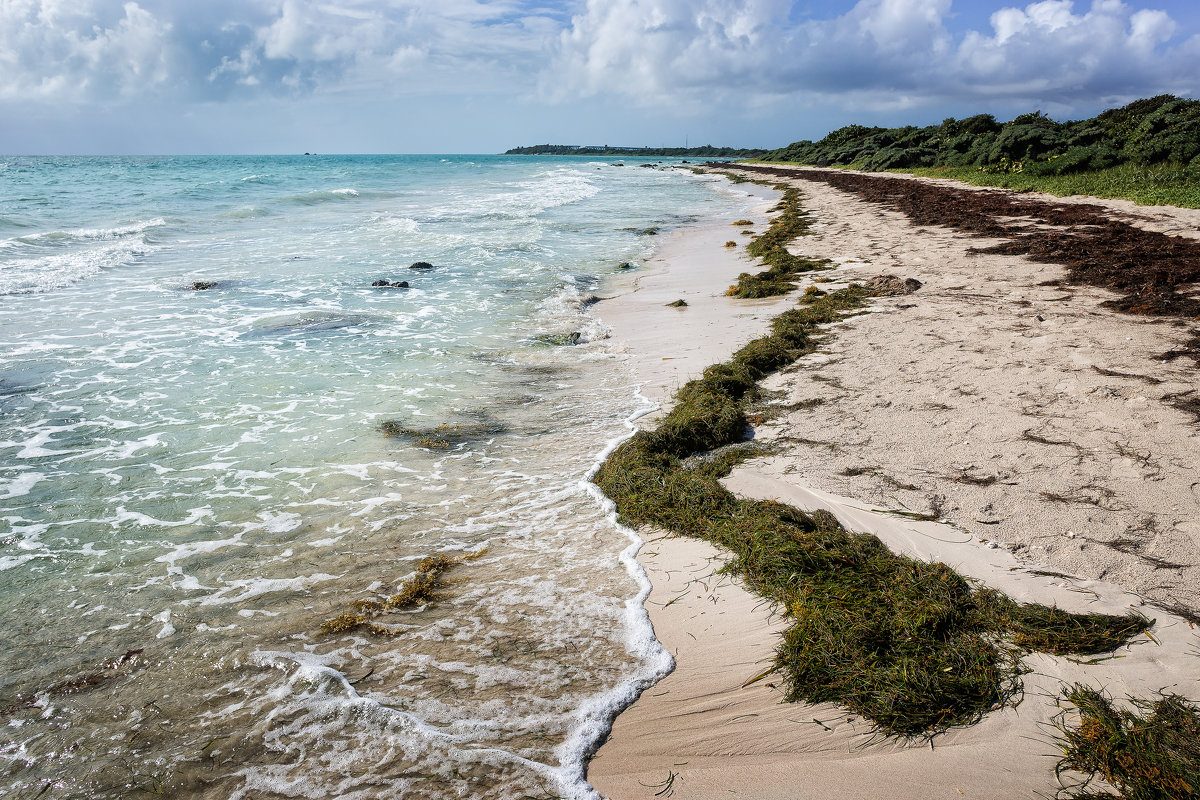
[
  {"left": 592, "top": 286, "right": 1151, "bottom": 736},
  {"left": 889, "top": 163, "right": 1200, "bottom": 209},
  {"left": 1055, "top": 685, "right": 1200, "bottom": 799},
  {"left": 725, "top": 185, "right": 832, "bottom": 299}
]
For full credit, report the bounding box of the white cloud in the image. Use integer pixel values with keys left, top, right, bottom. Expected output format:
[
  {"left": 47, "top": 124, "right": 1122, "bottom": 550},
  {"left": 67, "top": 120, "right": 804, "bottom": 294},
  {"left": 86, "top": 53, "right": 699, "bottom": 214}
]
[
  {"left": 0, "top": 0, "right": 173, "bottom": 101},
  {"left": 0, "top": 0, "right": 1195, "bottom": 116},
  {"left": 0, "top": 0, "right": 557, "bottom": 103},
  {"left": 550, "top": 0, "right": 1198, "bottom": 110}
]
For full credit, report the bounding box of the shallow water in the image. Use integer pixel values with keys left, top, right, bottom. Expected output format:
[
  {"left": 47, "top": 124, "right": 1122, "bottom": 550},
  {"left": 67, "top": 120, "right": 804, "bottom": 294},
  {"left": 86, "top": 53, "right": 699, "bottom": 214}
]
[{"left": 0, "top": 155, "right": 756, "bottom": 798}]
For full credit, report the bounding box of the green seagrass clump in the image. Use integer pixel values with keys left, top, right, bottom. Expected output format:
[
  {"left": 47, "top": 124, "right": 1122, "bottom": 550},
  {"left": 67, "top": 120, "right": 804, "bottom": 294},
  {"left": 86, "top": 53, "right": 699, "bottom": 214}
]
[
  {"left": 1055, "top": 684, "right": 1200, "bottom": 799},
  {"left": 593, "top": 286, "right": 1152, "bottom": 736},
  {"left": 322, "top": 552, "right": 483, "bottom": 636},
  {"left": 726, "top": 186, "right": 831, "bottom": 298}
]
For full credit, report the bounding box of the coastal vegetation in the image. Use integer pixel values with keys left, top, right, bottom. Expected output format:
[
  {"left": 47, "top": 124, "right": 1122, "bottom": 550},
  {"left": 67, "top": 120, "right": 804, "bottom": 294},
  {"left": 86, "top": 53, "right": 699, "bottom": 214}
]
[{"left": 761, "top": 95, "right": 1200, "bottom": 207}]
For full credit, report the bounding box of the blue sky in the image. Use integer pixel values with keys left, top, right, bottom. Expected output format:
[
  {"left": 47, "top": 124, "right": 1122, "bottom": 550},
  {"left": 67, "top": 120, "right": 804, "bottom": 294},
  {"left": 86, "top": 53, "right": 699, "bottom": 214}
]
[{"left": 1, "top": 0, "right": 1197, "bottom": 154}]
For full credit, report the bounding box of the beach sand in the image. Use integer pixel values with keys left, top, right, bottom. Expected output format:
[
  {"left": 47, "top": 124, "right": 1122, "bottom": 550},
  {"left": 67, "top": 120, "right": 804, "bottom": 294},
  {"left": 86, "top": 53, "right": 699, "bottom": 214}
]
[{"left": 587, "top": 166, "right": 1200, "bottom": 799}]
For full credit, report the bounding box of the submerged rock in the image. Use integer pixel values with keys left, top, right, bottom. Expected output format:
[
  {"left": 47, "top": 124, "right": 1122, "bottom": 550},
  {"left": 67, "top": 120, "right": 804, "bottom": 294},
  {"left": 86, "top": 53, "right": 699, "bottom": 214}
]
[
  {"left": 380, "top": 420, "right": 507, "bottom": 449},
  {"left": 184, "top": 281, "right": 219, "bottom": 291},
  {"left": 241, "top": 311, "right": 373, "bottom": 339},
  {"left": 409, "top": 261, "right": 435, "bottom": 270},
  {"left": 372, "top": 279, "right": 409, "bottom": 288}
]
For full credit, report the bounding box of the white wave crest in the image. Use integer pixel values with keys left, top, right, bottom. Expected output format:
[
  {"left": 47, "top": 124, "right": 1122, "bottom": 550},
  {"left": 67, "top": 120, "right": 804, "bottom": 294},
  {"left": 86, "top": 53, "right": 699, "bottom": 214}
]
[{"left": 0, "top": 218, "right": 166, "bottom": 295}]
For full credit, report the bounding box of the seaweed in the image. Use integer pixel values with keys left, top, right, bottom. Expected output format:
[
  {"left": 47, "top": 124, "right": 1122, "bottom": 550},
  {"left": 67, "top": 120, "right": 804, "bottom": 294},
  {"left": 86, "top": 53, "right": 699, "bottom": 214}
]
[
  {"left": 719, "top": 164, "right": 1200, "bottom": 319},
  {"left": 1055, "top": 685, "right": 1200, "bottom": 799},
  {"left": 593, "top": 286, "right": 1150, "bottom": 736},
  {"left": 725, "top": 186, "right": 832, "bottom": 299},
  {"left": 321, "top": 552, "right": 483, "bottom": 636}
]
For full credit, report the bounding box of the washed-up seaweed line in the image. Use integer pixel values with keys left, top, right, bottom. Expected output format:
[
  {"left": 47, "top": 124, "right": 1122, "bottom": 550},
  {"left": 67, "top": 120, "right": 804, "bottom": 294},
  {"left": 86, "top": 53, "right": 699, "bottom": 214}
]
[
  {"left": 593, "top": 201, "right": 1151, "bottom": 736},
  {"left": 715, "top": 163, "right": 1200, "bottom": 323}
]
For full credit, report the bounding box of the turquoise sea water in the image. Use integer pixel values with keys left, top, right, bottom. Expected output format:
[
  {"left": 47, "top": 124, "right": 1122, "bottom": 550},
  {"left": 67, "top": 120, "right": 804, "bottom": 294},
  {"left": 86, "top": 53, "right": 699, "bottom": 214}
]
[{"left": 0, "top": 155, "right": 755, "bottom": 798}]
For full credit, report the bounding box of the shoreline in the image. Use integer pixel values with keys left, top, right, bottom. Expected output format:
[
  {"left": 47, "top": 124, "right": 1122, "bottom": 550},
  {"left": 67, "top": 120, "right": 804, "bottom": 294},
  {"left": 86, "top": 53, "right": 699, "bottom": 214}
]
[{"left": 585, "top": 166, "right": 1200, "bottom": 799}]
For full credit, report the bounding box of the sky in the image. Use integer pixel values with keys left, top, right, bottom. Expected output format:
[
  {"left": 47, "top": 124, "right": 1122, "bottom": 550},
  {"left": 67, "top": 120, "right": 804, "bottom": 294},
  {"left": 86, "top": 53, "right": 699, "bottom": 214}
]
[{"left": 0, "top": 0, "right": 1197, "bottom": 154}]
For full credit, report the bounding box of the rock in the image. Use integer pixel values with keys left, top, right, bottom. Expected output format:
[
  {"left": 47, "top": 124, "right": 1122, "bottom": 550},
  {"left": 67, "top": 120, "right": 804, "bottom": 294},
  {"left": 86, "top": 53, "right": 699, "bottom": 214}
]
[
  {"left": 409, "top": 261, "right": 434, "bottom": 270},
  {"left": 666, "top": 299, "right": 688, "bottom": 307},
  {"left": 185, "top": 281, "right": 219, "bottom": 291},
  {"left": 863, "top": 275, "right": 922, "bottom": 296},
  {"left": 618, "top": 262, "right": 636, "bottom": 270},
  {"left": 372, "top": 279, "right": 409, "bottom": 288}
]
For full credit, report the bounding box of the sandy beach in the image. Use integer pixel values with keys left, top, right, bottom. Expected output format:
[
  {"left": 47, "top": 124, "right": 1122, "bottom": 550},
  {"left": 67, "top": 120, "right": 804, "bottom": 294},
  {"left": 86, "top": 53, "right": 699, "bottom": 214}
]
[{"left": 587, "top": 166, "right": 1200, "bottom": 799}]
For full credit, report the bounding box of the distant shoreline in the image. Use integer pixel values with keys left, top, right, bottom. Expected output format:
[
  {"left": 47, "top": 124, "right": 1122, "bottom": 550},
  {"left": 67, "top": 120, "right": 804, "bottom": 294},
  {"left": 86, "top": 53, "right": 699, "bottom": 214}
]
[{"left": 504, "top": 145, "right": 766, "bottom": 158}]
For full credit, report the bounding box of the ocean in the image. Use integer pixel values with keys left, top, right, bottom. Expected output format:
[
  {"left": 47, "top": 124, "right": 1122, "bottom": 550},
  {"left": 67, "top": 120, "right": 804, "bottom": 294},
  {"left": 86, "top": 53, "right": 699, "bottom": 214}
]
[{"left": 0, "top": 154, "right": 756, "bottom": 798}]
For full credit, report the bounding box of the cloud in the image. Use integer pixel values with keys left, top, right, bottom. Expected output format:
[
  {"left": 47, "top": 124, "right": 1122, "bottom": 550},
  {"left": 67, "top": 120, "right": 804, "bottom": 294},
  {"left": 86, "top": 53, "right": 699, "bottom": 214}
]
[
  {"left": 0, "top": 0, "right": 560, "bottom": 104},
  {"left": 550, "top": 0, "right": 1199, "bottom": 110},
  {"left": 0, "top": 0, "right": 1195, "bottom": 117},
  {"left": 0, "top": 0, "right": 173, "bottom": 101}
]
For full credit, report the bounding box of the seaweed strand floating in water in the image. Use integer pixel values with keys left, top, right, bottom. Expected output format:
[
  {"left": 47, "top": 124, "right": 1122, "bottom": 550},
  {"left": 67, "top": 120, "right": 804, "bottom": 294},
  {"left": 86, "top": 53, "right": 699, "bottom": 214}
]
[{"left": 322, "top": 551, "right": 484, "bottom": 636}]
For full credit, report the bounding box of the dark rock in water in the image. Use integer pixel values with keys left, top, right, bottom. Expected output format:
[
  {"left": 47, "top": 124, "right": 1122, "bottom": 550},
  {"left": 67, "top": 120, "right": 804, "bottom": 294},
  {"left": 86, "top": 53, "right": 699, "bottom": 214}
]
[
  {"left": 185, "top": 281, "right": 219, "bottom": 291},
  {"left": 409, "top": 261, "right": 434, "bottom": 270},
  {"left": 618, "top": 262, "right": 636, "bottom": 270},
  {"left": 372, "top": 279, "right": 409, "bottom": 288},
  {"left": 611, "top": 162, "right": 624, "bottom": 167},
  {"left": 581, "top": 294, "right": 601, "bottom": 307},
  {"left": 666, "top": 299, "right": 688, "bottom": 307},
  {"left": 640, "top": 163, "right": 655, "bottom": 168},
  {"left": 617, "top": 227, "right": 660, "bottom": 236},
  {"left": 863, "top": 275, "right": 922, "bottom": 296}
]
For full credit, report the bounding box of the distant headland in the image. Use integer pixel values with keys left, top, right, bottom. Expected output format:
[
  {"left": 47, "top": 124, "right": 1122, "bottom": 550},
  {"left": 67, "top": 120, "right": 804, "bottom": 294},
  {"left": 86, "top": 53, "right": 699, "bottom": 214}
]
[{"left": 504, "top": 144, "right": 768, "bottom": 157}]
